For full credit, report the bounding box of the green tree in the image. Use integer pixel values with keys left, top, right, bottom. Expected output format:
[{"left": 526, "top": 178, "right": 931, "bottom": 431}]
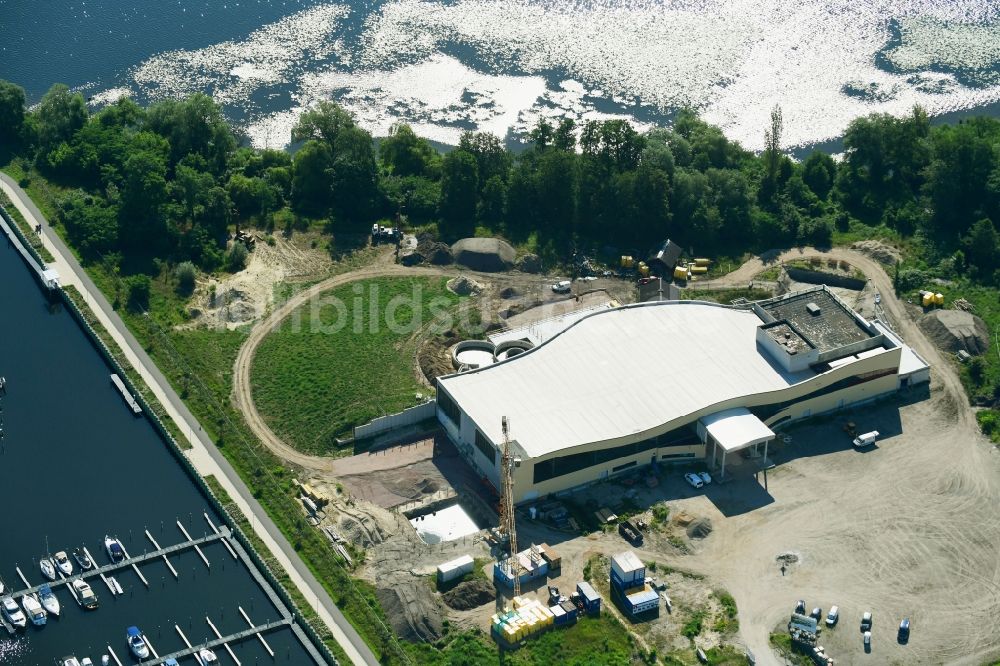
[
  {"left": 60, "top": 191, "right": 119, "bottom": 259},
  {"left": 379, "top": 124, "right": 439, "bottom": 177},
  {"left": 291, "top": 140, "right": 334, "bottom": 217},
  {"left": 119, "top": 148, "right": 169, "bottom": 249},
  {"left": 330, "top": 125, "right": 377, "bottom": 221},
  {"left": 125, "top": 274, "right": 152, "bottom": 311},
  {"left": 925, "top": 118, "right": 1000, "bottom": 235},
  {"left": 439, "top": 150, "right": 479, "bottom": 239},
  {"left": 478, "top": 175, "right": 507, "bottom": 228},
  {"left": 292, "top": 100, "right": 355, "bottom": 147},
  {"left": 227, "top": 241, "right": 249, "bottom": 271},
  {"left": 0, "top": 80, "right": 26, "bottom": 144},
  {"left": 146, "top": 94, "right": 235, "bottom": 174},
  {"left": 802, "top": 151, "right": 837, "bottom": 200},
  {"left": 963, "top": 218, "right": 1000, "bottom": 277},
  {"left": 458, "top": 131, "right": 511, "bottom": 188},
  {"left": 554, "top": 118, "right": 577, "bottom": 152},
  {"left": 174, "top": 261, "right": 197, "bottom": 295},
  {"left": 36, "top": 83, "right": 88, "bottom": 150}
]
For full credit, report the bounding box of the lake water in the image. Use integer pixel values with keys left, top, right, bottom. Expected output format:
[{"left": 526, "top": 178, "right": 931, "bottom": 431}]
[
  {"left": 2, "top": 0, "right": 999, "bottom": 153},
  {"left": 0, "top": 240, "right": 315, "bottom": 663}
]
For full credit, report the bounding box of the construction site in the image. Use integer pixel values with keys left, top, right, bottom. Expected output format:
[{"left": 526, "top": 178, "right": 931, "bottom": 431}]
[{"left": 231, "top": 240, "right": 1000, "bottom": 665}]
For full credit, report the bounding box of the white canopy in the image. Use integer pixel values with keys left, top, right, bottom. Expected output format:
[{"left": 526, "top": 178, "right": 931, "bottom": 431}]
[{"left": 700, "top": 408, "right": 775, "bottom": 453}]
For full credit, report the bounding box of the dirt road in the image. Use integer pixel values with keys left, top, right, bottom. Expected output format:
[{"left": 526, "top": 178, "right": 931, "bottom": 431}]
[
  {"left": 231, "top": 250, "right": 463, "bottom": 470},
  {"left": 234, "top": 244, "right": 1000, "bottom": 665}
]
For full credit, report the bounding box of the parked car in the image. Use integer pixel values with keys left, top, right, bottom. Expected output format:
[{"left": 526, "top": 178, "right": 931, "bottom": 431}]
[
  {"left": 898, "top": 618, "right": 910, "bottom": 643},
  {"left": 810, "top": 607, "right": 823, "bottom": 622},
  {"left": 826, "top": 605, "right": 839, "bottom": 626},
  {"left": 795, "top": 600, "right": 806, "bottom": 615},
  {"left": 551, "top": 280, "right": 571, "bottom": 293},
  {"left": 698, "top": 471, "right": 712, "bottom": 484},
  {"left": 684, "top": 472, "right": 704, "bottom": 489},
  {"left": 861, "top": 611, "right": 873, "bottom": 631},
  {"left": 853, "top": 430, "right": 879, "bottom": 448},
  {"left": 863, "top": 630, "right": 872, "bottom": 648}
]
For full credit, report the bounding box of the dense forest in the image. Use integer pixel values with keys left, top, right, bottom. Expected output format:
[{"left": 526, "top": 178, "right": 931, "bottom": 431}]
[
  {"left": 5, "top": 78, "right": 1000, "bottom": 663},
  {"left": 2, "top": 79, "right": 1000, "bottom": 288}
]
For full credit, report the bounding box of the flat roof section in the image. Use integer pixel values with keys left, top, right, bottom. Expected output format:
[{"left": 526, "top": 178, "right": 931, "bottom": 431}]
[
  {"left": 761, "top": 321, "right": 813, "bottom": 355},
  {"left": 762, "top": 289, "right": 872, "bottom": 353},
  {"left": 440, "top": 302, "right": 811, "bottom": 459},
  {"left": 700, "top": 408, "right": 775, "bottom": 453}
]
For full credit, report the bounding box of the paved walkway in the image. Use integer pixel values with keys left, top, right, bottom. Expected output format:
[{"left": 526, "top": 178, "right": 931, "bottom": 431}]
[{"left": 0, "top": 173, "right": 376, "bottom": 666}]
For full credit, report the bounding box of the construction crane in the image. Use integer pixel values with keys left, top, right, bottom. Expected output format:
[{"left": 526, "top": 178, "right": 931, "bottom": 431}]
[{"left": 499, "top": 416, "right": 521, "bottom": 598}]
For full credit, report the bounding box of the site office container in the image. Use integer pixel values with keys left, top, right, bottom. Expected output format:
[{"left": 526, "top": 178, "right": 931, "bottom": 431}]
[
  {"left": 576, "top": 582, "right": 602, "bottom": 615},
  {"left": 611, "top": 551, "right": 645, "bottom": 591},
  {"left": 437, "top": 554, "right": 475, "bottom": 583}
]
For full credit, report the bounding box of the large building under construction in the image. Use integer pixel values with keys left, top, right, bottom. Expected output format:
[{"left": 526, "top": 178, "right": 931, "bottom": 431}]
[{"left": 435, "top": 286, "right": 929, "bottom": 503}]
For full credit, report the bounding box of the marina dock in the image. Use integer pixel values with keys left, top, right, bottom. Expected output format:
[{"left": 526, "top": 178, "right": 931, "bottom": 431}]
[
  {"left": 110, "top": 373, "right": 142, "bottom": 415},
  {"left": 161, "top": 617, "right": 292, "bottom": 664},
  {"left": 6, "top": 528, "right": 229, "bottom": 600}
]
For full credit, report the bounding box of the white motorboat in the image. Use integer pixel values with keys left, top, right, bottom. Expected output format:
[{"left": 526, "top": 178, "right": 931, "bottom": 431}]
[
  {"left": 39, "top": 583, "right": 60, "bottom": 616},
  {"left": 40, "top": 557, "right": 57, "bottom": 581},
  {"left": 126, "top": 626, "right": 150, "bottom": 659},
  {"left": 199, "top": 648, "right": 218, "bottom": 663},
  {"left": 73, "top": 547, "right": 94, "bottom": 571},
  {"left": 101, "top": 657, "right": 110, "bottom": 666},
  {"left": 81, "top": 659, "right": 94, "bottom": 666},
  {"left": 0, "top": 577, "right": 4, "bottom": 595},
  {"left": 1, "top": 595, "right": 26, "bottom": 628},
  {"left": 104, "top": 535, "right": 125, "bottom": 563},
  {"left": 62, "top": 657, "right": 81, "bottom": 666},
  {"left": 21, "top": 593, "right": 46, "bottom": 626},
  {"left": 54, "top": 550, "right": 74, "bottom": 576},
  {"left": 72, "top": 579, "right": 99, "bottom": 610}
]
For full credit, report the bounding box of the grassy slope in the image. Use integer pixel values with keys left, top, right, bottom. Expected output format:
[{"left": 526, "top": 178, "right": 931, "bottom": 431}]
[{"left": 251, "top": 276, "right": 458, "bottom": 454}]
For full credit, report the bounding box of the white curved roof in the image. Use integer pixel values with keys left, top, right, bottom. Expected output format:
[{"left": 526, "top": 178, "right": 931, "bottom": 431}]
[{"left": 438, "top": 301, "right": 811, "bottom": 459}]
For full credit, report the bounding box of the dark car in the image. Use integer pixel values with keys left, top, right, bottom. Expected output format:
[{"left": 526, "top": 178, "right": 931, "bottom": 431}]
[
  {"left": 861, "top": 611, "right": 873, "bottom": 631},
  {"left": 794, "top": 600, "right": 806, "bottom": 615},
  {"left": 810, "top": 607, "right": 823, "bottom": 622},
  {"left": 898, "top": 618, "right": 910, "bottom": 643}
]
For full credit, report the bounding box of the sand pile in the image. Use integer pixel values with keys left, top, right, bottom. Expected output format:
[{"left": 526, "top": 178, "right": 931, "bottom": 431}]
[
  {"left": 451, "top": 238, "right": 515, "bottom": 272},
  {"left": 918, "top": 309, "right": 989, "bottom": 355},
  {"left": 851, "top": 240, "right": 902, "bottom": 265},
  {"left": 443, "top": 578, "right": 495, "bottom": 610}
]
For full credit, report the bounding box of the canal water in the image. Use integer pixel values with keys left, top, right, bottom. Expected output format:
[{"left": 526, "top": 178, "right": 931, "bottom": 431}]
[{"left": 0, "top": 242, "right": 314, "bottom": 663}]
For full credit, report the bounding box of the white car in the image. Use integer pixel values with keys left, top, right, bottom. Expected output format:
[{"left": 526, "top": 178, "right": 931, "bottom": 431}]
[
  {"left": 684, "top": 472, "right": 704, "bottom": 489},
  {"left": 698, "top": 471, "right": 712, "bottom": 484},
  {"left": 826, "top": 605, "right": 839, "bottom": 626},
  {"left": 551, "top": 280, "right": 572, "bottom": 293}
]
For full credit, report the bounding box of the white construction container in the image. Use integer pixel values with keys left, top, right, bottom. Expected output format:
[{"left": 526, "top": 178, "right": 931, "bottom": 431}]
[
  {"left": 611, "top": 551, "right": 645, "bottom": 589},
  {"left": 437, "top": 555, "right": 475, "bottom": 584}
]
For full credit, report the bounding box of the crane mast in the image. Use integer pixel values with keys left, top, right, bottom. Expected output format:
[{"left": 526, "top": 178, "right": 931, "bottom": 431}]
[{"left": 499, "top": 416, "right": 521, "bottom": 598}]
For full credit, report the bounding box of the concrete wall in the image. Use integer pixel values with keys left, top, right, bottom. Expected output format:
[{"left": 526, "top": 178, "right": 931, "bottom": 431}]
[{"left": 353, "top": 400, "right": 436, "bottom": 439}]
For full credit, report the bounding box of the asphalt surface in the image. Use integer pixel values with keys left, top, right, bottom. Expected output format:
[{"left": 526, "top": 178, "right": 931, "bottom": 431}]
[{"left": 0, "top": 172, "right": 380, "bottom": 666}]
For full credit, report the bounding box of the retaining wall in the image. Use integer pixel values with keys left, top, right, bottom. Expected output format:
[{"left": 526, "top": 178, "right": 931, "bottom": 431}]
[
  {"left": 353, "top": 400, "right": 436, "bottom": 439},
  {"left": 786, "top": 267, "right": 866, "bottom": 291}
]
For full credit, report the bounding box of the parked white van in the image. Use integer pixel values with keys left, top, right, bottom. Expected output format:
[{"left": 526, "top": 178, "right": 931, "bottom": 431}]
[{"left": 853, "top": 430, "right": 879, "bottom": 448}]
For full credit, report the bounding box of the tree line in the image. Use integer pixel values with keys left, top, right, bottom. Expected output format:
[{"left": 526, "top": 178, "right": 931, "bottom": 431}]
[{"left": 2, "top": 79, "right": 1000, "bottom": 284}]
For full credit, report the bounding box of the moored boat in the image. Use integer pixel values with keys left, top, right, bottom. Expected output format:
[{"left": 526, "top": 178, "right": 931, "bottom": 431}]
[
  {"left": 62, "top": 657, "right": 81, "bottom": 666},
  {"left": 73, "top": 547, "right": 94, "bottom": 571},
  {"left": 54, "top": 550, "right": 74, "bottom": 576},
  {"left": 40, "top": 557, "right": 57, "bottom": 581},
  {"left": 126, "top": 626, "right": 150, "bottom": 659},
  {"left": 104, "top": 535, "right": 125, "bottom": 563},
  {"left": 1, "top": 595, "right": 26, "bottom": 628},
  {"left": 39, "top": 583, "right": 60, "bottom": 616},
  {"left": 199, "top": 648, "right": 218, "bottom": 664},
  {"left": 72, "top": 579, "right": 99, "bottom": 610},
  {"left": 21, "top": 593, "right": 46, "bottom": 626}
]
